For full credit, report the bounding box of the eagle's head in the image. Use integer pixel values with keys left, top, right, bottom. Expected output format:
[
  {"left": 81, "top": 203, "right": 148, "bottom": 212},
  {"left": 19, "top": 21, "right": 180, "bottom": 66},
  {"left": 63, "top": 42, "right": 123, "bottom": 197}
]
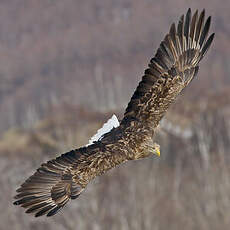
[
  {"left": 134, "top": 139, "right": 160, "bottom": 160},
  {"left": 152, "top": 143, "right": 161, "bottom": 157}
]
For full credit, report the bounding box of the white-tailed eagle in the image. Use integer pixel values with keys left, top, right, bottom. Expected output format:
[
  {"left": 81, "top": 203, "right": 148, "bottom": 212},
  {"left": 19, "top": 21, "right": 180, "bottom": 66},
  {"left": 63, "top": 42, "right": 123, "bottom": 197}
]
[{"left": 14, "top": 9, "right": 214, "bottom": 217}]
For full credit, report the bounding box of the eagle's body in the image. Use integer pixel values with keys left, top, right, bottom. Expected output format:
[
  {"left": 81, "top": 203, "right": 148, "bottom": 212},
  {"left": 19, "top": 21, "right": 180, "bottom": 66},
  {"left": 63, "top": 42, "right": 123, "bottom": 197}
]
[{"left": 14, "top": 9, "right": 214, "bottom": 217}]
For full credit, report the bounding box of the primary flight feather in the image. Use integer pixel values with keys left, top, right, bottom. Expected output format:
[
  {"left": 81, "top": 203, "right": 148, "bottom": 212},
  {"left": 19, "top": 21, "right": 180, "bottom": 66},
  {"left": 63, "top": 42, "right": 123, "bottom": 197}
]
[{"left": 14, "top": 8, "right": 214, "bottom": 217}]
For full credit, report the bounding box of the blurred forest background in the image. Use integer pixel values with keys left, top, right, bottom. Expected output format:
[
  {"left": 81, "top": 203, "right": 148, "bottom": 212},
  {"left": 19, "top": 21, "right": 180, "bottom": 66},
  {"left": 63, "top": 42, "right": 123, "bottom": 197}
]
[{"left": 0, "top": 0, "right": 230, "bottom": 230}]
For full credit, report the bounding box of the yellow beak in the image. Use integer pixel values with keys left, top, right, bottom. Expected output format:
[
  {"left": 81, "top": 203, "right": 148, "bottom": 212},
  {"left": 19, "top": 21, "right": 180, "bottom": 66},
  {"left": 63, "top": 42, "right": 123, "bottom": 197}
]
[{"left": 156, "top": 148, "right": 160, "bottom": 157}]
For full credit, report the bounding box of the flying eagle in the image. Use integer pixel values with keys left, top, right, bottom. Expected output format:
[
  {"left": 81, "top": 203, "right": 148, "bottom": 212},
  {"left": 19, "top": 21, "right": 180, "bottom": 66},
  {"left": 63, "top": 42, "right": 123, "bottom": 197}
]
[{"left": 14, "top": 9, "right": 214, "bottom": 217}]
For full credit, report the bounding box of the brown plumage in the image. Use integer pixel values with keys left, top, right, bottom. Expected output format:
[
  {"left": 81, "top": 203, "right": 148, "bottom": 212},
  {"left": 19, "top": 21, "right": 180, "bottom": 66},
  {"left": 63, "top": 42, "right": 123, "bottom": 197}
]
[{"left": 14, "top": 9, "right": 214, "bottom": 217}]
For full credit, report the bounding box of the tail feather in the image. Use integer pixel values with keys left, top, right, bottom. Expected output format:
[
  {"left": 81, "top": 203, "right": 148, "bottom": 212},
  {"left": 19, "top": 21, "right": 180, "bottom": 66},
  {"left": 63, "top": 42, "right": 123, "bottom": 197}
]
[{"left": 87, "top": 114, "right": 120, "bottom": 146}]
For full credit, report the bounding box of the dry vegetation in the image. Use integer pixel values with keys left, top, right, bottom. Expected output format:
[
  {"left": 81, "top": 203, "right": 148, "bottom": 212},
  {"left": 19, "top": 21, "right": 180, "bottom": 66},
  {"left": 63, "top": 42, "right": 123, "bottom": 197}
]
[
  {"left": 0, "top": 0, "right": 229, "bottom": 132},
  {"left": 0, "top": 0, "right": 230, "bottom": 230},
  {"left": 1, "top": 100, "right": 230, "bottom": 230}
]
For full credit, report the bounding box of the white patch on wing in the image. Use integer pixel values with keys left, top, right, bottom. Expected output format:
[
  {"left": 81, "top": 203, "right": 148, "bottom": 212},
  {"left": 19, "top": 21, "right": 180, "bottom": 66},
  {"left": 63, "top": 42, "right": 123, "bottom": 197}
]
[{"left": 86, "top": 114, "right": 120, "bottom": 146}]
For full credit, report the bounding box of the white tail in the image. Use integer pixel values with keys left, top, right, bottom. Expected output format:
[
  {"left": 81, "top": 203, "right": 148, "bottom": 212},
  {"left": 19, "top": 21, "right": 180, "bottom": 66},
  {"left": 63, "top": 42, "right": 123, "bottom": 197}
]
[{"left": 87, "top": 114, "right": 119, "bottom": 146}]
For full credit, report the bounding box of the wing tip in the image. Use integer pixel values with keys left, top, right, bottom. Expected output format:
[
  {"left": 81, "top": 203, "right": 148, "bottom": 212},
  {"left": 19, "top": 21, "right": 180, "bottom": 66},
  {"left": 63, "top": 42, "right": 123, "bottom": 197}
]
[{"left": 201, "top": 32, "right": 215, "bottom": 57}]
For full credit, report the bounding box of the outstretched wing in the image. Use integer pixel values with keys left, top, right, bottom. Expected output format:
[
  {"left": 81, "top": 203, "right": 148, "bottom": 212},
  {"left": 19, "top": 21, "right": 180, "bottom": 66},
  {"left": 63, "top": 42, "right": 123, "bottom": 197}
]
[
  {"left": 122, "top": 9, "right": 214, "bottom": 128},
  {"left": 14, "top": 144, "right": 103, "bottom": 217},
  {"left": 14, "top": 115, "right": 123, "bottom": 218}
]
